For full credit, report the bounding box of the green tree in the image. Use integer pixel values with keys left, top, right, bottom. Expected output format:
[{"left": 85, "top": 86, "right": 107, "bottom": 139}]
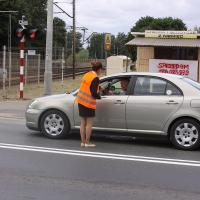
[
  {"left": 53, "top": 17, "right": 66, "bottom": 48},
  {"left": 88, "top": 33, "right": 105, "bottom": 59},
  {"left": 0, "top": 0, "right": 18, "bottom": 47},
  {"left": 0, "top": 0, "right": 47, "bottom": 47},
  {"left": 66, "top": 30, "right": 83, "bottom": 57},
  {"left": 131, "top": 16, "right": 187, "bottom": 32},
  {"left": 131, "top": 16, "right": 155, "bottom": 32},
  {"left": 114, "top": 32, "right": 129, "bottom": 56}
]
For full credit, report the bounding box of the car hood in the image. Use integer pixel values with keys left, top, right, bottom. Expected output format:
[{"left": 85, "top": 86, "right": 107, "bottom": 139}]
[
  {"left": 35, "top": 93, "right": 74, "bottom": 102},
  {"left": 28, "top": 93, "right": 76, "bottom": 110}
]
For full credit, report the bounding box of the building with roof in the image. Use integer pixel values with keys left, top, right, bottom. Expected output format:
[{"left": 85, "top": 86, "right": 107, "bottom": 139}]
[{"left": 127, "top": 30, "right": 200, "bottom": 81}]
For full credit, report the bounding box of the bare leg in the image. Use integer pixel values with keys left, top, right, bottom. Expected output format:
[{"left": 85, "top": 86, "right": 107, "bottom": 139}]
[
  {"left": 80, "top": 117, "right": 86, "bottom": 143},
  {"left": 85, "top": 117, "right": 94, "bottom": 144}
]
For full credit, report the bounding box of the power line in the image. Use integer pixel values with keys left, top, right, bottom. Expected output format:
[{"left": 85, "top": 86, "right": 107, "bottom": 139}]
[{"left": 53, "top": 2, "right": 73, "bottom": 18}]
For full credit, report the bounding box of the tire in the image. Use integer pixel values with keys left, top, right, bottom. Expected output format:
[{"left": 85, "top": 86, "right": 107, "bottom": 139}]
[
  {"left": 40, "top": 110, "right": 70, "bottom": 139},
  {"left": 170, "top": 118, "right": 200, "bottom": 150}
]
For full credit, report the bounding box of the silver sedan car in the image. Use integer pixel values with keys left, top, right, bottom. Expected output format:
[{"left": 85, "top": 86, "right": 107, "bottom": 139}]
[{"left": 26, "top": 72, "right": 200, "bottom": 150}]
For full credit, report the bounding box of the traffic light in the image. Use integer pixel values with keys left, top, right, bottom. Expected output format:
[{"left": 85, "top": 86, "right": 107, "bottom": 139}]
[
  {"left": 29, "top": 29, "right": 37, "bottom": 40},
  {"left": 16, "top": 28, "right": 25, "bottom": 39},
  {"left": 16, "top": 28, "right": 38, "bottom": 40}
]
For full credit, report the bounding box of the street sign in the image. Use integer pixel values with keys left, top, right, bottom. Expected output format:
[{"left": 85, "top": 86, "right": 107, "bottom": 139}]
[
  {"left": 28, "top": 50, "right": 36, "bottom": 56},
  {"left": 18, "top": 15, "right": 28, "bottom": 29},
  {"left": 104, "top": 33, "right": 111, "bottom": 51},
  {"left": 145, "top": 30, "right": 198, "bottom": 39}
]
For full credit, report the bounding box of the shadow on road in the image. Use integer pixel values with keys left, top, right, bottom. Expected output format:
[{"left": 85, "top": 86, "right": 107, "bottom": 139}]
[{"left": 28, "top": 130, "right": 173, "bottom": 150}]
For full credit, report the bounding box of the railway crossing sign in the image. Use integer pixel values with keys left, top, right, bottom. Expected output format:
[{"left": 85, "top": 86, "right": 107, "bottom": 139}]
[{"left": 104, "top": 33, "right": 111, "bottom": 51}]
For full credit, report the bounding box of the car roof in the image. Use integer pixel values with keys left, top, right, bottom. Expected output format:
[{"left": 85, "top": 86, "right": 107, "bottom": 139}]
[{"left": 102, "top": 72, "right": 183, "bottom": 79}]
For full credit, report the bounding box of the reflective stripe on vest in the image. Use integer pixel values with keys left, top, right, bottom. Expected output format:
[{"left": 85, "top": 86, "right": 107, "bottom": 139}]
[
  {"left": 78, "top": 90, "right": 96, "bottom": 103},
  {"left": 75, "top": 71, "right": 97, "bottom": 109}
]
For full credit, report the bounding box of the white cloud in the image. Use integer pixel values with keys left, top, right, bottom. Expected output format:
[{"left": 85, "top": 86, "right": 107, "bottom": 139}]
[{"left": 55, "top": 0, "right": 200, "bottom": 35}]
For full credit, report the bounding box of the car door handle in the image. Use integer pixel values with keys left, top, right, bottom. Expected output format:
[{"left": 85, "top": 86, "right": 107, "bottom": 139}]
[
  {"left": 166, "top": 100, "right": 179, "bottom": 105},
  {"left": 114, "top": 100, "right": 125, "bottom": 105}
]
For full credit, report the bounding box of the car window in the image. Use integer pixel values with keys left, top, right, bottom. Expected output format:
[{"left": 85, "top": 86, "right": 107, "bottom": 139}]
[
  {"left": 134, "top": 77, "right": 166, "bottom": 95},
  {"left": 100, "top": 77, "right": 130, "bottom": 96},
  {"left": 166, "top": 82, "right": 182, "bottom": 96},
  {"left": 133, "top": 76, "right": 182, "bottom": 96}
]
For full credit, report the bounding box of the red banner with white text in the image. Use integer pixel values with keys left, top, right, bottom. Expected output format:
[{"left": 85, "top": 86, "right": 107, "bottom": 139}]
[{"left": 149, "top": 59, "right": 198, "bottom": 81}]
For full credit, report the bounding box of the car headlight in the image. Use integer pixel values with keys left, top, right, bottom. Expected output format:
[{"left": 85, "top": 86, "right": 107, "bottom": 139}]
[{"left": 28, "top": 99, "right": 39, "bottom": 109}]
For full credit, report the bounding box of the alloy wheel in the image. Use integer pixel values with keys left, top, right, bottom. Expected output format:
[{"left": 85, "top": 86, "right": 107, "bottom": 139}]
[
  {"left": 175, "top": 123, "right": 198, "bottom": 147},
  {"left": 44, "top": 113, "right": 64, "bottom": 137}
]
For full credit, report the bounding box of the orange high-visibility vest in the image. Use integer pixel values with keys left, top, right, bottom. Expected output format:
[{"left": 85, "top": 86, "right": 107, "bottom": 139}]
[{"left": 75, "top": 71, "right": 98, "bottom": 109}]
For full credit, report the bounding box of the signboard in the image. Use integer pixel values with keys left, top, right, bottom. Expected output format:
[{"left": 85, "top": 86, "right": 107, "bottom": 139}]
[
  {"left": 28, "top": 50, "right": 36, "bottom": 56},
  {"left": 149, "top": 59, "right": 198, "bottom": 81},
  {"left": 145, "top": 30, "right": 198, "bottom": 39},
  {"left": 104, "top": 33, "right": 111, "bottom": 51}
]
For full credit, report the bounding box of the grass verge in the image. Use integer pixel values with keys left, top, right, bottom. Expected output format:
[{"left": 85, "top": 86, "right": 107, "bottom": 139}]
[{"left": 0, "top": 75, "right": 82, "bottom": 101}]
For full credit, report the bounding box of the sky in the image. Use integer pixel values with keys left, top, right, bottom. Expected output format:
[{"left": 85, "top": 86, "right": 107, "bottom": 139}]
[{"left": 54, "top": 0, "right": 200, "bottom": 36}]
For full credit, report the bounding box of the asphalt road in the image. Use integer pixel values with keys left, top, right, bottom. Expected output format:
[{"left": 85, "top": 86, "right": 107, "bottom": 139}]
[{"left": 0, "top": 117, "right": 200, "bottom": 200}]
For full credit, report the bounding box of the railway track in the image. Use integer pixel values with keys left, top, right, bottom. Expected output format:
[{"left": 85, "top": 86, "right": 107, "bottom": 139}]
[{"left": 0, "top": 67, "right": 91, "bottom": 87}]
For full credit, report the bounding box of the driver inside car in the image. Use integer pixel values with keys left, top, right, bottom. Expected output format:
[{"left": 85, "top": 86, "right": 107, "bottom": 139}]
[{"left": 101, "top": 78, "right": 130, "bottom": 96}]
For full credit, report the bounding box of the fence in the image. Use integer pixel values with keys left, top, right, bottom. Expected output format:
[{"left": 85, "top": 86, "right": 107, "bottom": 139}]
[{"left": 0, "top": 46, "right": 105, "bottom": 98}]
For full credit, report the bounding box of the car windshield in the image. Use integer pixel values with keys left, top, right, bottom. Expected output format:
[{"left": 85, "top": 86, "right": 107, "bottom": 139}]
[{"left": 181, "top": 77, "right": 200, "bottom": 90}]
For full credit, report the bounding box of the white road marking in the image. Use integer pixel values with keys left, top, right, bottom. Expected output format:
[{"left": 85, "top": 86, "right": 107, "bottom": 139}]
[
  {"left": 0, "top": 142, "right": 199, "bottom": 167},
  {"left": 0, "top": 117, "right": 25, "bottom": 122}
]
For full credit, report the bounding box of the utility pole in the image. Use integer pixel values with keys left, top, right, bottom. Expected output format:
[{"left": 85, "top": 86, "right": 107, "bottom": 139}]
[
  {"left": 2, "top": 46, "right": 6, "bottom": 99},
  {"left": 44, "top": 0, "right": 53, "bottom": 95},
  {"left": 8, "top": 13, "right": 12, "bottom": 88},
  {"left": 61, "top": 47, "right": 64, "bottom": 87},
  {"left": 72, "top": 0, "right": 76, "bottom": 79},
  {"left": 65, "top": 30, "right": 68, "bottom": 66}
]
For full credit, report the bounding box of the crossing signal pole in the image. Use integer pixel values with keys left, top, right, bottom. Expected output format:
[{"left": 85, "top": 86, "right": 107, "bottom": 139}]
[
  {"left": 16, "top": 15, "right": 37, "bottom": 99},
  {"left": 17, "top": 16, "right": 28, "bottom": 99}
]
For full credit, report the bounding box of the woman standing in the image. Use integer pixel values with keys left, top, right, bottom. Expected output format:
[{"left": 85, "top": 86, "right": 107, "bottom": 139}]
[{"left": 75, "top": 61, "right": 102, "bottom": 147}]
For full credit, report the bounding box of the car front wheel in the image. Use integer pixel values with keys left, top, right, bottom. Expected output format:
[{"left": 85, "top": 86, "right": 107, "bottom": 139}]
[
  {"left": 40, "top": 110, "right": 70, "bottom": 139},
  {"left": 170, "top": 118, "right": 200, "bottom": 150}
]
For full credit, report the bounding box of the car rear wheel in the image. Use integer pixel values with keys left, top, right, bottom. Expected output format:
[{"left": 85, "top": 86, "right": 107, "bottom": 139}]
[
  {"left": 40, "top": 110, "right": 70, "bottom": 139},
  {"left": 170, "top": 118, "right": 200, "bottom": 150}
]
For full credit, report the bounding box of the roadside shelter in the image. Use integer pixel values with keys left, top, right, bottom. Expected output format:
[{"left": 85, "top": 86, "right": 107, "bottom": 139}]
[{"left": 127, "top": 30, "right": 200, "bottom": 81}]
